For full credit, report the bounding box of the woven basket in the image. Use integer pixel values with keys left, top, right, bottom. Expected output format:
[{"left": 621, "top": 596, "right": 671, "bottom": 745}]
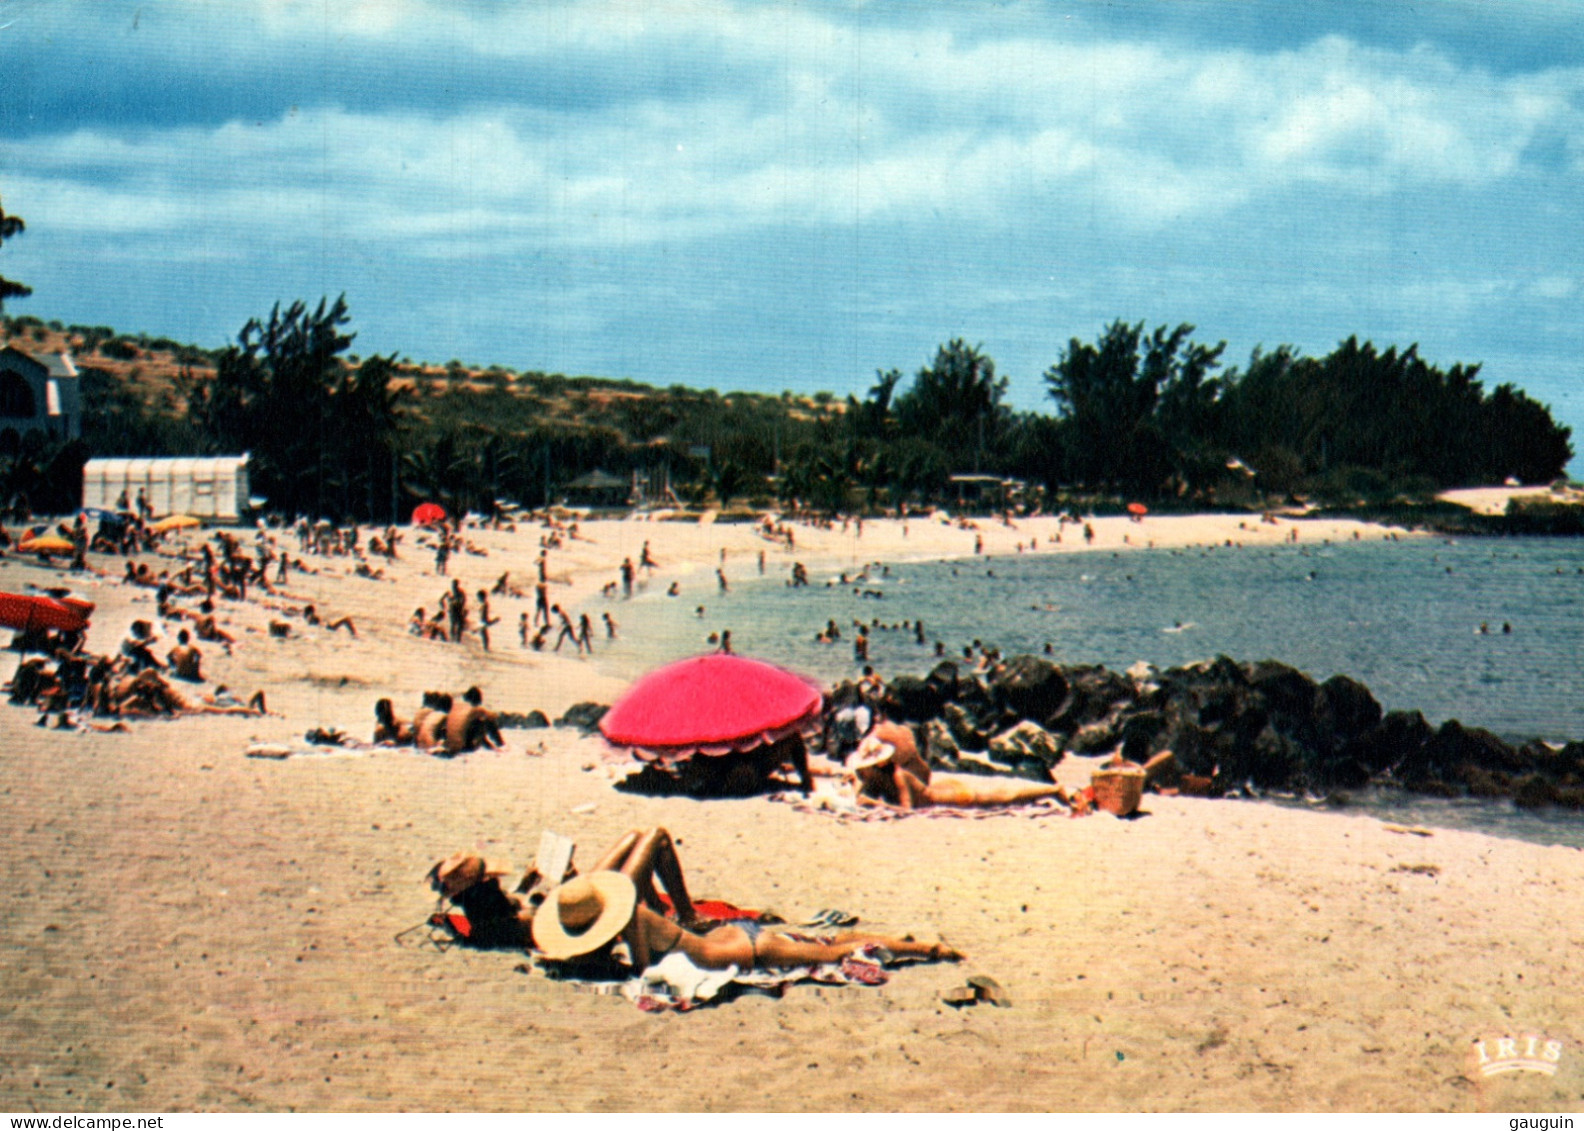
[{"left": 1091, "top": 762, "right": 1146, "bottom": 816}]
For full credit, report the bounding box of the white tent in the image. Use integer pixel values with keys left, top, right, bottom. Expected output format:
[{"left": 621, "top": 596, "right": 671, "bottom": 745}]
[{"left": 82, "top": 455, "right": 251, "bottom": 520}]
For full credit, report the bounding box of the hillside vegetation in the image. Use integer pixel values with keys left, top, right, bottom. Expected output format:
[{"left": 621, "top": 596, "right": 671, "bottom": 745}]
[{"left": 0, "top": 302, "right": 1572, "bottom": 522}]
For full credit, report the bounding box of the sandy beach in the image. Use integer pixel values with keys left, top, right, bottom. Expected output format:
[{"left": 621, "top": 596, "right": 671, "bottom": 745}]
[{"left": 2, "top": 511, "right": 1581, "bottom": 1112}]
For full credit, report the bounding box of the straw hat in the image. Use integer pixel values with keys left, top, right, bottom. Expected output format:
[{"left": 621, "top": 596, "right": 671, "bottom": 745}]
[
  {"left": 849, "top": 734, "right": 896, "bottom": 771},
  {"left": 871, "top": 721, "right": 918, "bottom": 762},
  {"left": 531, "top": 872, "right": 637, "bottom": 960},
  {"left": 428, "top": 852, "right": 511, "bottom": 899}
]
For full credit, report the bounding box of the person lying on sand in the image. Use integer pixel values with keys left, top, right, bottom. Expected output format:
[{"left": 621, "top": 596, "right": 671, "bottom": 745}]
[
  {"left": 490, "top": 571, "right": 525, "bottom": 598},
  {"left": 431, "top": 827, "right": 961, "bottom": 971},
  {"left": 203, "top": 685, "right": 266, "bottom": 713},
  {"left": 301, "top": 604, "right": 357, "bottom": 636},
  {"left": 104, "top": 669, "right": 265, "bottom": 718},
  {"left": 849, "top": 721, "right": 1077, "bottom": 811}
]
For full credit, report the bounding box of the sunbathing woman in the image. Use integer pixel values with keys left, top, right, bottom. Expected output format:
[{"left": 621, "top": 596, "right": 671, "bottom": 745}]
[
  {"left": 430, "top": 828, "right": 961, "bottom": 969},
  {"left": 108, "top": 669, "right": 265, "bottom": 717},
  {"left": 849, "top": 724, "right": 1075, "bottom": 811},
  {"left": 531, "top": 827, "right": 961, "bottom": 971}
]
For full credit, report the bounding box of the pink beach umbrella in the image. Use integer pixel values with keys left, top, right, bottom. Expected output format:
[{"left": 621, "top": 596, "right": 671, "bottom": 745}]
[{"left": 599, "top": 653, "right": 824, "bottom": 763}]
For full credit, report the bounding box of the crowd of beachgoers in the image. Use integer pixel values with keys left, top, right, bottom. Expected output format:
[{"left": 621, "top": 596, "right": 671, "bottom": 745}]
[
  {"left": 6, "top": 500, "right": 1582, "bottom": 1111},
  {"left": 0, "top": 501, "right": 1417, "bottom": 741}
]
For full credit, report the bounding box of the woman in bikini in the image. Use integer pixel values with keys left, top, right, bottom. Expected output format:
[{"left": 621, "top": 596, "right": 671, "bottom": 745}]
[
  {"left": 532, "top": 827, "right": 960, "bottom": 970},
  {"left": 849, "top": 720, "right": 1077, "bottom": 811},
  {"left": 432, "top": 827, "right": 960, "bottom": 971}
]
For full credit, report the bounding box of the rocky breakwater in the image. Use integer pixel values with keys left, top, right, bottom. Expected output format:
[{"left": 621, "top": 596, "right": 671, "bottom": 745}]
[{"left": 828, "top": 655, "right": 1584, "bottom": 808}]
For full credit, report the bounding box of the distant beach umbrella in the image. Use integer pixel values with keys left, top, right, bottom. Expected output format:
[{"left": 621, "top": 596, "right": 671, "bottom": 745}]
[
  {"left": 0, "top": 591, "right": 90, "bottom": 633},
  {"left": 18, "top": 533, "right": 75, "bottom": 554},
  {"left": 411, "top": 502, "right": 447, "bottom": 526},
  {"left": 1126, "top": 502, "right": 1148, "bottom": 517},
  {"left": 599, "top": 653, "right": 823, "bottom": 762},
  {"left": 150, "top": 514, "right": 201, "bottom": 533}
]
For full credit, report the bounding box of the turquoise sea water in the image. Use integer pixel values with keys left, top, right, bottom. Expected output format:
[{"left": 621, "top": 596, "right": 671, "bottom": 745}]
[{"left": 591, "top": 535, "right": 1584, "bottom": 846}]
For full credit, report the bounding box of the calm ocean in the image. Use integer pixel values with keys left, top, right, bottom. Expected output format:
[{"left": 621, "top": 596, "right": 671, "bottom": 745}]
[{"left": 592, "top": 535, "right": 1584, "bottom": 846}]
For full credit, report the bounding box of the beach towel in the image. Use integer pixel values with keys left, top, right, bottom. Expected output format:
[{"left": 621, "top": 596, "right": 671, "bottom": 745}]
[
  {"left": 652, "top": 892, "right": 773, "bottom": 924},
  {"left": 767, "top": 781, "right": 1070, "bottom": 823},
  {"left": 616, "top": 942, "right": 901, "bottom": 1013},
  {"left": 245, "top": 740, "right": 374, "bottom": 760}
]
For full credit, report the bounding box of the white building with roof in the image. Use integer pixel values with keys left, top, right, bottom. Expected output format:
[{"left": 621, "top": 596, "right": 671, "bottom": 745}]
[{"left": 0, "top": 345, "right": 81, "bottom": 442}]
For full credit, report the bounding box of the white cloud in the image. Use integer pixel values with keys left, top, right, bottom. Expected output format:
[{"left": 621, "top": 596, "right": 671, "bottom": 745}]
[
  {"left": 1529, "top": 275, "right": 1577, "bottom": 300},
  {"left": 10, "top": 5, "right": 1584, "bottom": 263}
]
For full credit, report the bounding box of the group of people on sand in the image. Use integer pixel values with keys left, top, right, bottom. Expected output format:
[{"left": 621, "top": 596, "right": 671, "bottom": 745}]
[
  {"left": 425, "top": 520, "right": 496, "bottom": 576},
  {"left": 372, "top": 685, "right": 504, "bottom": 757},
  {"left": 6, "top": 616, "right": 267, "bottom": 729},
  {"left": 429, "top": 826, "right": 961, "bottom": 973}
]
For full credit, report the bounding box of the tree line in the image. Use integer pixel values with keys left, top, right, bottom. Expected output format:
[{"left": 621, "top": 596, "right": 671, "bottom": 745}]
[{"left": 1, "top": 296, "right": 1573, "bottom": 521}]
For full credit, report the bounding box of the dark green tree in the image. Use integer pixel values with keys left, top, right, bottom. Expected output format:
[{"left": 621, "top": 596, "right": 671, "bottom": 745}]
[
  {"left": 894, "top": 341, "right": 1007, "bottom": 469},
  {"left": 847, "top": 368, "right": 902, "bottom": 442},
  {"left": 0, "top": 197, "right": 33, "bottom": 312},
  {"left": 1046, "top": 321, "right": 1223, "bottom": 494},
  {"left": 186, "top": 296, "right": 404, "bottom": 519},
  {"left": 1213, "top": 337, "right": 1572, "bottom": 495}
]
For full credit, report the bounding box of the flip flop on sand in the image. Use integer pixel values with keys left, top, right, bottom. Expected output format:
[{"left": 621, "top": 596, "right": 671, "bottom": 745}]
[
  {"left": 967, "top": 974, "right": 1010, "bottom": 1007},
  {"left": 802, "top": 908, "right": 859, "bottom": 928},
  {"left": 943, "top": 975, "right": 1011, "bottom": 1008},
  {"left": 941, "top": 984, "right": 978, "bottom": 1007}
]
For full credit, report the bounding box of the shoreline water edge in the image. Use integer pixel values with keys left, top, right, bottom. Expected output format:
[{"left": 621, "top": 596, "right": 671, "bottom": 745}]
[{"left": 2, "top": 508, "right": 1582, "bottom": 1111}]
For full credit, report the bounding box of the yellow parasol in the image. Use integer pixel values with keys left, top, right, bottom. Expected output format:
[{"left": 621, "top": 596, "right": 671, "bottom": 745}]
[
  {"left": 151, "top": 514, "right": 201, "bottom": 533},
  {"left": 19, "top": 534, "right": 75, "bottom": 554}
]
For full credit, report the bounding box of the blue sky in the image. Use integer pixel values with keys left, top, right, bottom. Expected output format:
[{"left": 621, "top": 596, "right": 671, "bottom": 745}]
[{"left": 4, "top": 0, "right": 1582, "bottom": 466}]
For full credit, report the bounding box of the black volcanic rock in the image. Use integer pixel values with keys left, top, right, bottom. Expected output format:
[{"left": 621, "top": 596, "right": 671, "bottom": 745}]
[
  {"left": 881, "top": 674, "right": 941, "bottom": 723},
  {"left": 1401, "top": 720, "right": 1525, "bottom": 789},
  {"left": 990, "top": 655, "right": 1069, "bottom": 725},
  {"left": 1050, "top": 665, "right": 1134, "bottom": 732},
  {"left": 557, "top": 702, "right": 608, "bottom": 731},
  {"left": 1319, "top": 674, "right": 1382, "bottom": 744},
  {"left": 835, "top": 653, "right": 1579, "bottom": 803},
  {"left": 1346, "top": 710, "right": 1433, "bottom": 777}
]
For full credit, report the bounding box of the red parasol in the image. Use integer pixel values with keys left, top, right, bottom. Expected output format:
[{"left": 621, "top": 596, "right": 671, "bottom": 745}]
[
  {"left": 1126, "top": 502, "right": 1148, "bottom": 516},
  {"left": 411, "top": 502, "right": 447, "bottom": 526},
  {"left": 599, "top": 653, "right": 823, "bottom": 762},
  {"left": 0, "top": 591, "right": 91, "bottom": 634},
  {"left": 59, "top": 596, "right": 95, "bottom": 621}
]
